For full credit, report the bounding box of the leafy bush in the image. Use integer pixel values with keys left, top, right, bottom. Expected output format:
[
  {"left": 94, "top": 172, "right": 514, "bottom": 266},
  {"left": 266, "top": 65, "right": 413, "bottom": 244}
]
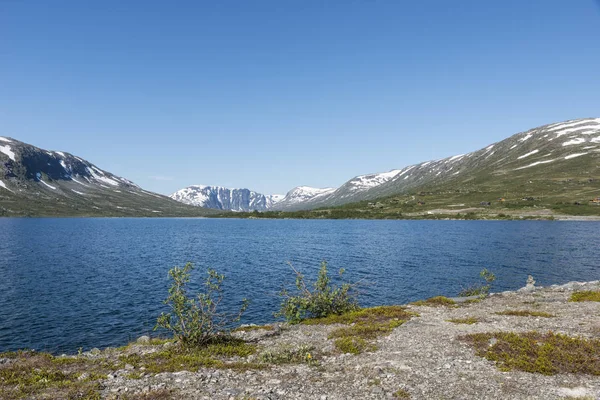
[
  {"left": 458, "top": 268, "right": 496, "bottom": 297},
  {"left": 276, "top": 261, "right": 360, "bottom": 323},
  {"left": 155, "top": 263, "right": 249, "bottom": 347}
]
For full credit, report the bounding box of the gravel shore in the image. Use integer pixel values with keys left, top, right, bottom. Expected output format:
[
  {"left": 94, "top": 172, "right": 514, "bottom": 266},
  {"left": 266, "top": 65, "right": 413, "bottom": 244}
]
[{"left": 92, "top": 280, "right": 600, "bottom": 400}]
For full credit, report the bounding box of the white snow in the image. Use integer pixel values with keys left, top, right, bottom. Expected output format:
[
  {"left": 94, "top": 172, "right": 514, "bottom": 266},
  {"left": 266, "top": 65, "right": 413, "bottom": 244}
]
[
  {"left": 0, "top": 137, "right": 12, "bottom": 143},
  {"left": 448, "top": 154, "right": 464, "bottom": 162},
  {"left": 545, "top": 119, "right": 599, "bottom": 133},
  {"left": 515, "top": 159, "right": 555, "bottom": 170},
  {"left": 420, "top": 161, "right": 431, "bottom": 167},
  {"left": 71, "top": 178, "right": 90, "bottom": 187},
  {"left": 582, "top": 146, "right": 597, "bottom": 150},
  {"left": 351, "top": 169, "right": 404, "bottom": 190},
  {"left": 562, "top": 138, "right": 586, "bottom": 146},
  {"left": 564, "top": 153, "right": 587, "bottom": 160},
  {"left": 509, "top": 144, "right": 518, "bottom": 150},
  {"left": 518, "top": 133, "right": 533, "bottom": 142},
  {"left": 71, "top": 189, "right": 86, "bottom": 195},
  {"left": 485, "top": 145, "right": 494, "bottom": 151},
  {"left": 87, "top": 167, "right": 120, "bottom": 186},
  {"left": 485, "top": 151, "right": 495, "bottom": 159},
  {"left": 39, "top": 179, "right": 56, "bottom": 190},
  {"left": 591, "top": 136, "right": 600, "bottom": 143},
  {"left": 517, "top": 149, "right": 539, "bottom": 160},
  {"left": 55, "top": 151, "right": 65, "bottom": 157},
  {"left": 0, "top": 180, "right": 13, "bottom": 192},
  {"left": 0, "top": 145, "right": 16, "bottom": 161},
  {"left": 555, "top": 127, "right": 600, "bottom": 137}
]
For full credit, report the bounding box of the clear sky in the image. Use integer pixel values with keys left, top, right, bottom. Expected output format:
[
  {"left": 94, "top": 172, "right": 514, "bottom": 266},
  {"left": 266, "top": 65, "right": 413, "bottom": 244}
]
[{"left": 1, "top": 1, "right": 599, "bottom": 196}]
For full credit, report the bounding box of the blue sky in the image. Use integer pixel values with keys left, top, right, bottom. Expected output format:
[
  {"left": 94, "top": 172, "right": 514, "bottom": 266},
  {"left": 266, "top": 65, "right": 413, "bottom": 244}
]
[{"left": 1, "top": 1, "right": 599, "bottom": 195}]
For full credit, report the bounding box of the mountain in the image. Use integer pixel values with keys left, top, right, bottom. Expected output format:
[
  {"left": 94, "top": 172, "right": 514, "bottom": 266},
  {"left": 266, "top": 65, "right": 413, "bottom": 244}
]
[
  {"left": 276, "top": 117, "right": 600, "bottom": 210},
  {"left": 169, "top": 185, "right": 284, "bottom": 212},
  {"left": 270, "top": 186, "right": 336, "bottom": 210},
  {"left": 0, "top": 137, "right": 214, "bottom": 217}
]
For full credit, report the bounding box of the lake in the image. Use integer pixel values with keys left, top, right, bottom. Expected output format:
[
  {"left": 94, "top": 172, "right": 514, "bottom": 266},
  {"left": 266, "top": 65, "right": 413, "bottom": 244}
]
[{"left": 0, "top": 218, "right": 598, "bottom": 354}]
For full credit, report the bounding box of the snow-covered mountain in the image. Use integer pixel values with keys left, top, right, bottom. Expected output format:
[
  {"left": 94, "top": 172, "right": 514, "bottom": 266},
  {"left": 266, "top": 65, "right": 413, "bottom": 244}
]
[
  {"left": 288, "top": 117, "right": 600, "bottom": 210},
  {"left": 170, "top": 185, "right": 284, "bottom": 212},
  {"left": 269, "top": 186, "right": 336, "bottom": 210},
  {"left": 0, "top": 136, "right": 211, "bottom": 217}
]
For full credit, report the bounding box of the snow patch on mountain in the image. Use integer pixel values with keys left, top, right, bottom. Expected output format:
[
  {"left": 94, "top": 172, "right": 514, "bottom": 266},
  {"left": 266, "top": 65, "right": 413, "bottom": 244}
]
[
  {"left": 0, "top": 180, "right": 12, "bottom": 192},
  {"left": 517, "top": 149, "right": 539, "bottom": 159},
  {"left": 0, "top": 145, "right": 16, "bottom": 161}
]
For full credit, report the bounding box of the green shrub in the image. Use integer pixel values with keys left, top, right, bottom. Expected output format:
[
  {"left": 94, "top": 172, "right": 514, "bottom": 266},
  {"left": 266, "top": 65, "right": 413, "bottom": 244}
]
[
  {"left": 155, "top": 263, "right": 249, "bottom": 347},
  {"left": 458, "top": 268, "right": 496, "bottom": 297},
  {"left": 275, "top": 261, "right": 359, "bottom": 323}
]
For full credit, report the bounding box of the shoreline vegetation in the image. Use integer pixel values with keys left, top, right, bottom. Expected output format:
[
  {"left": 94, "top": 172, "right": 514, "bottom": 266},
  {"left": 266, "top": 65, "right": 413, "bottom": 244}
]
[{"left": 2, "top": 276, "right": 599, "bottom": 399}]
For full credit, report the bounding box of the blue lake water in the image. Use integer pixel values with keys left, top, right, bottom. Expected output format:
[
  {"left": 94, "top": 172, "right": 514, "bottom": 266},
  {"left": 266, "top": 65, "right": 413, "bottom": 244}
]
[{"left": 0, "top": 218, "right": 599, "bottom": 354}]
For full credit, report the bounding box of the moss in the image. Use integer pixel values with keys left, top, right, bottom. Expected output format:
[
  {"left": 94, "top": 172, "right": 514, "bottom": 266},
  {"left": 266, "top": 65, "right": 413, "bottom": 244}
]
[
  {"left": 232, "top": 325, "right": 274, "bottom": 333},
  {"left": 307, "top": 306, "right": 416, "bottom": 354},
  {"left": 569, "top": 290, "right": 600, "bottom": 302},
  {"left": 393, "top": 388, "right": 411, "bottom": 398},
  {"left": 495, "top": 310, "right": 555, "bottom": 318},
  {"left": 411, "top": 296, "right": 456, "bottom": 307},
  {"left": 333, "top": 337, "right": 374, "bottom": 355},
  {"left": 0, "top": 351, "right": 115, "bottom": 400},
  {"left": 463, "top": 331, "right": 600, "bottom": 375},
  {"left": 303, "top": 305, "right": 416, "bottom": 325},
  {"left": 447, "top": 317, "right": 480, "bottom": 325},
  {"left": 118, "top": 339, "right": 260, "bottom": 374}
]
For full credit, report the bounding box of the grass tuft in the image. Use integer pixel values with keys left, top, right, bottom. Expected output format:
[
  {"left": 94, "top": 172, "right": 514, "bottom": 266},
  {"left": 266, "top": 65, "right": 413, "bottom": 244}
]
[
  {"left": 411, "top": 296, "right": 456, "bottom": 307},
  {"left": 393, "top": 388, "right": 411, "bottom": 398},
  {"left": 569, "top": 291, "right": 600, "bottom": 302},
  {"left": 447, "top": 317, "right": 480, "bottom": 325},
  {"left": 463, "top": 331, "right": 600, "bottom": 375},
  {"left": 495, "top": 310, "right": 555, "bottom": 318}
]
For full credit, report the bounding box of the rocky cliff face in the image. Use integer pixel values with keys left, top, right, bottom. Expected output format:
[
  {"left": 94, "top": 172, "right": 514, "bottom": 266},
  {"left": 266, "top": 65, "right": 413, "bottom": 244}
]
[{"left": 170, "top": 185, "right": 284, "bottom": 212}]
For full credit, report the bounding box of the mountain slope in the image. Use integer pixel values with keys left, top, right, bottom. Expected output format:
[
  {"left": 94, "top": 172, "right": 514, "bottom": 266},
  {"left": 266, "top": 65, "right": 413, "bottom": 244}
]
[
  {"left": 170, "top": 185, "right": 283, "bottom": 212},
  {"left": 270, "top": 186, "right": 336, "bottom": 210},
  {"left": 284, "top": 118, "right": 600, "bottom": 210},
  {"left": 0, "top": 137, "right": 214, "bottom": 217}
]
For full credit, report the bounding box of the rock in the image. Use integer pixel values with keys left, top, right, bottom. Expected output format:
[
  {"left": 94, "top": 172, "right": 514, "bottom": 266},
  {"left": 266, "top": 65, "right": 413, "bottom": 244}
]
[{"left": 136, "top": 335, "right": 151, "bottom": 344}]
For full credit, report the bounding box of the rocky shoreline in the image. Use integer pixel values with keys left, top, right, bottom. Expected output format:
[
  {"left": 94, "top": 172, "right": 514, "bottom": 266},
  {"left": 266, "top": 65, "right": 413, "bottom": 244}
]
[{"left": 2, "top": 280, "right": 599, "bottom": 400}]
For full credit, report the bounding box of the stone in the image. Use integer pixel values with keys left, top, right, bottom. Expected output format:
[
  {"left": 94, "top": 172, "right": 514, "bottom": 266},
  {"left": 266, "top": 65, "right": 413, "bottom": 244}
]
[{"left": 136, "top": 335, "right": 151, "bottom": 344}]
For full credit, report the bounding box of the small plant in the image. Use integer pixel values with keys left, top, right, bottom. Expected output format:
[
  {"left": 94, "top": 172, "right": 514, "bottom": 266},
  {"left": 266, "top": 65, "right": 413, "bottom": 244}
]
[
  {"left": 155, "top": 263, "right": 249, "bottom": 347},
  {"left": 570, "top": 290, "right": 600, "bottom": 302},
  {"left": 276, "top": 261, "right": 360, "bottom": 323},
  {"left": 458, "top": 268, "right": 496, "bottom": 297},
  {"left": 260, "top": 344, "right": 316, "bottom": 365}
]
